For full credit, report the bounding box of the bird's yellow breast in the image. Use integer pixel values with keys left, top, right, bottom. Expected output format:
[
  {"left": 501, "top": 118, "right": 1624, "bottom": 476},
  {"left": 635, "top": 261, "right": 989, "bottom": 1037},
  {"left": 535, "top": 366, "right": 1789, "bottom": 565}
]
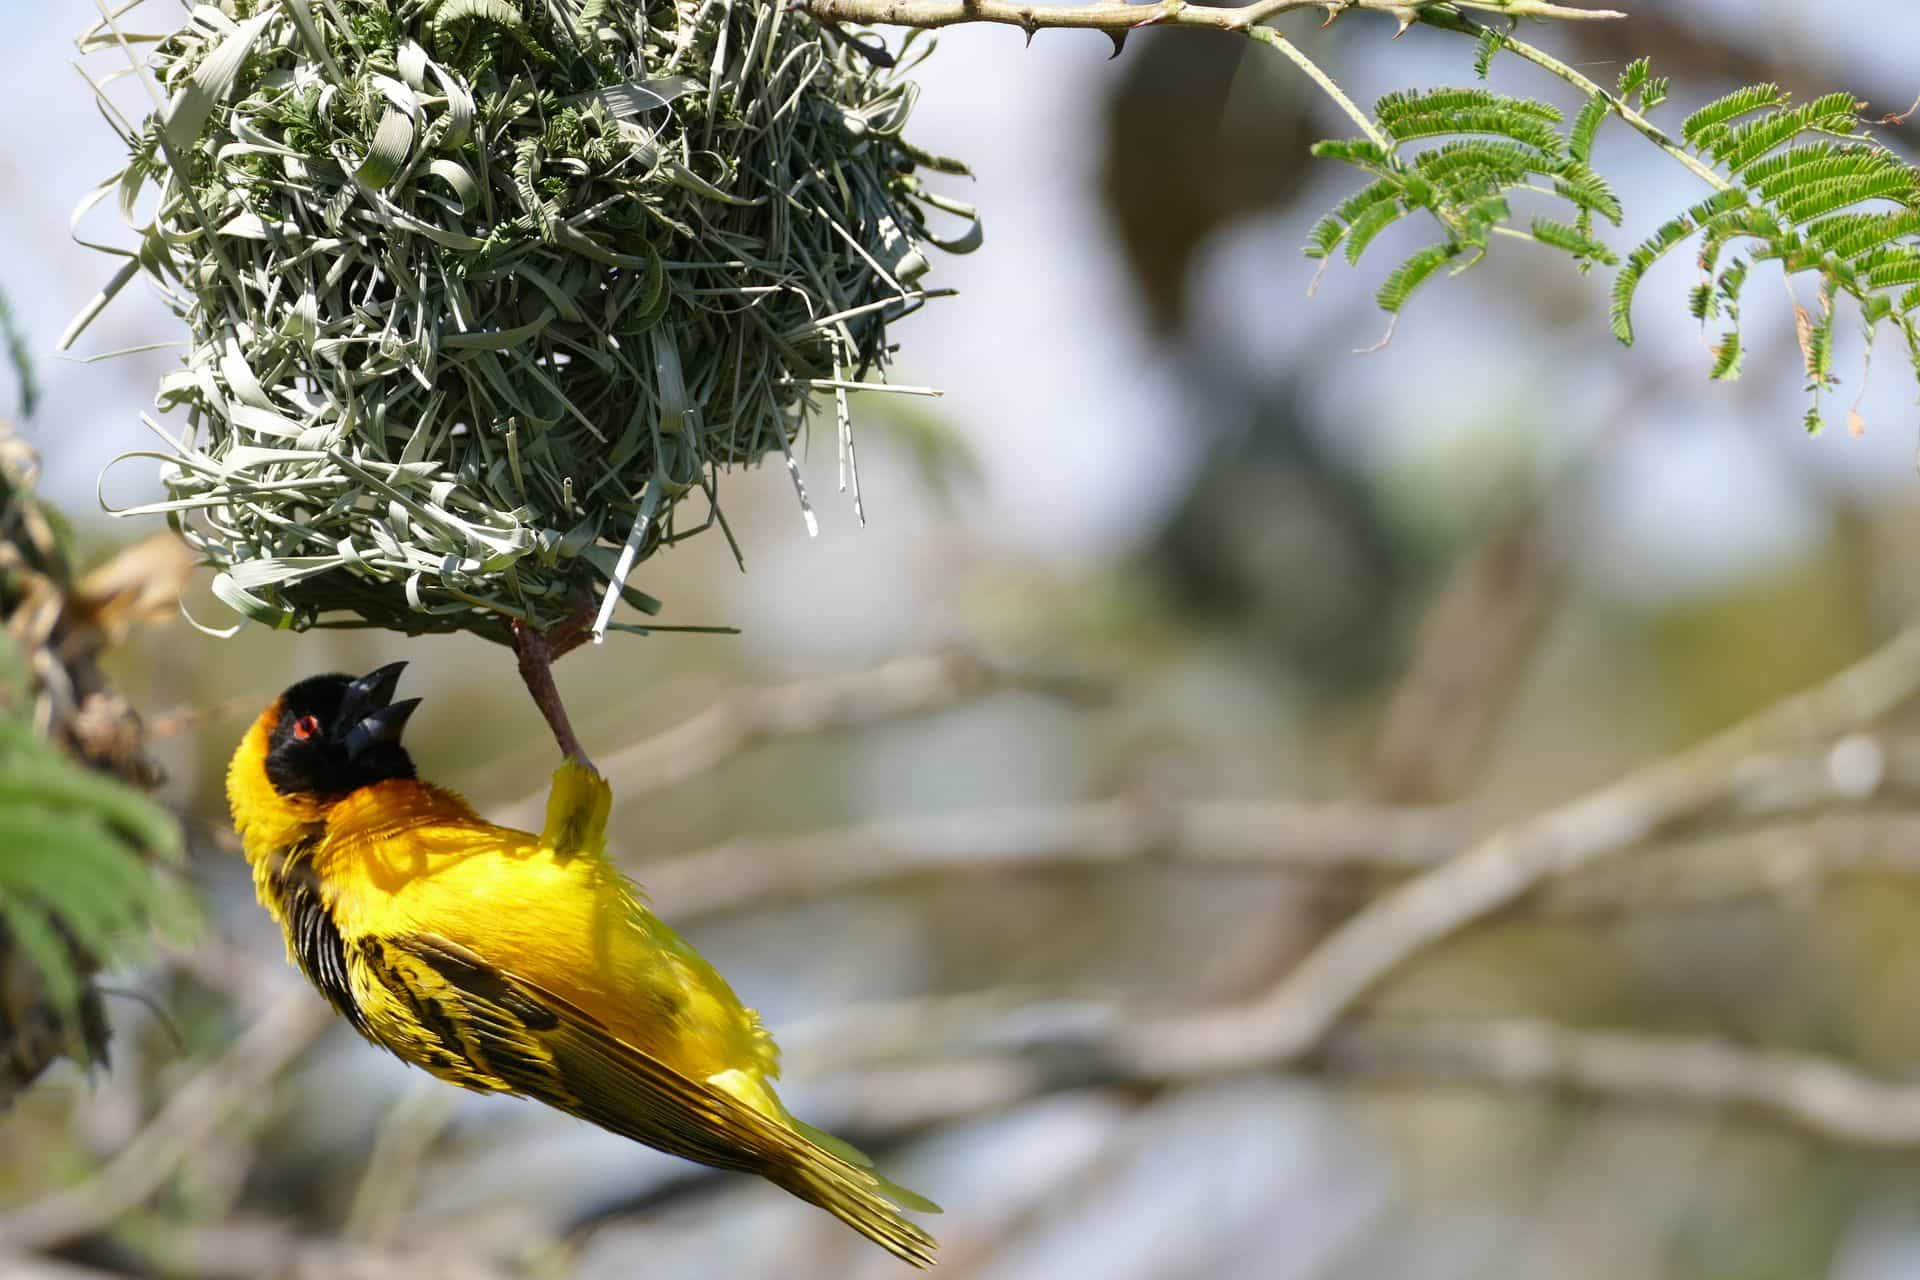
[{"left": 228, "top": 722, "right": 775, "bottom": 1089}]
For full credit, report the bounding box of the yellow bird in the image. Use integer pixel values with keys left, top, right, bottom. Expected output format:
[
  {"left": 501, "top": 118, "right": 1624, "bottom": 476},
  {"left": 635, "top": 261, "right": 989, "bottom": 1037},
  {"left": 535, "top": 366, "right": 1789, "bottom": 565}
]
[{"left": 226, "top": 663, "right": 938, "bottom": 1266}]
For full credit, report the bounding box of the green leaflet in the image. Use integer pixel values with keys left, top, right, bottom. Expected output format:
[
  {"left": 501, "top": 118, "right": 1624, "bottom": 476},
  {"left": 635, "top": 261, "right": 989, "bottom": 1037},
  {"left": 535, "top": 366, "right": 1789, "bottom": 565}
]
[
  {"left": 1682, "top": 84, "right": 1789, "bottom": 149},
  {"left": 1568, "top": 92, "right": 1608, "bottom": 165},
  {"left": 1378, "top": 242, "right": 1462, "bottom": 313},
  {"left": 1309, "top": 85, "right": 1621, "bottom": 318},
  {"left": 1311, "top": 38, "right": 1785, "bottom": 349},
  {"left": 1530, "top": 217, "right": 1618, "bottom": 267},
  {"left": 0, "top": 638, "right": 188, "bottom": 1027}
]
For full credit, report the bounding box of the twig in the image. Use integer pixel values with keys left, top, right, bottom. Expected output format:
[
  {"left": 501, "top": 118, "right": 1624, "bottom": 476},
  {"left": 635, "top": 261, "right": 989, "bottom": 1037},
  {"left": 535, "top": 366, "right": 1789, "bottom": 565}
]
[
  {"left": 0, "top": 991, "right": 332, "bottom": 1253},
  {"left": 1320, "top": 1018, "right": 1920, "bottom": 1147},
  {"left": 1371, "top": 508, "right": 1561, "bottom": 802},
  {"left": 796, "top": 0, "right": 1626, "bottom": 34},
  {"left": 1433, "top": 12, "right": 1731, "bottom": 191},
  {"left": 499, "top": 649, "right": 1109, "bottom": 827},
  {"left": 511, "top": 614, "right": 594, "bottom": 769},
  {"left": 789, "top": 998, "right": 1920, "bottom": 1151},
  {"left": 1246, "top": 24, "right": 1390, "bottom": 152},
  {"left": 1104, "top": 624, "right": 1920, "bottom": 1079},
  {"left": 343, "top": 1081, "right": 458, "bottom": 1246},
  {"left": 644, "top": 798, "right": 1464, "bottom": 919},
  {"left": 641, "top": 727, "right": 1920, "bottom": 920},
  {"left": 0, "top": 1253, "right": 126, "bottom": 1280},
  {"left": 795, "top": 0, "right": 1621, "bottom": 154},
  {"left": 1543, "top": 809, "right": 1920, "bottom": 917},
  {"left": 633, "top": 733, "right": 1920, "bottom": 920}
]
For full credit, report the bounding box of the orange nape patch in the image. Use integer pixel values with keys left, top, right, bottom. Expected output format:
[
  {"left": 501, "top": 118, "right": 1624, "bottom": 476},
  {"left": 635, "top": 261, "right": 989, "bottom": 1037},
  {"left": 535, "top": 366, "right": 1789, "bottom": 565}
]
[{"left": 226, "top": 698, "right": 329, "bottom": 863}]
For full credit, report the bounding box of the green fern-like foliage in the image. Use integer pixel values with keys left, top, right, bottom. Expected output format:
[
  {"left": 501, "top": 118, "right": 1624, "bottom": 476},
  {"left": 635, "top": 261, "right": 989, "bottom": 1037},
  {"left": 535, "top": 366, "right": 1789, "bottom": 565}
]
[
  {"left": 1611, "top": 82, "right": 1918, "bottom": 431},
  {"left": 1307, "top": 48, "right": 1920, "bottom": 433},
  {"left": 0, "top": 637, "right": 188, "bottom": 1024},
  {"left": 1306, "top": 84, "right": 1624, "bottom": 316}
]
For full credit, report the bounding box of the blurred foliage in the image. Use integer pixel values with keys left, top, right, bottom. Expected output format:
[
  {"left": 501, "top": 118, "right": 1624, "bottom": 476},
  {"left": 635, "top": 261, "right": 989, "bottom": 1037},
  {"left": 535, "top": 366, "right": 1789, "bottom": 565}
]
[
  {"left": 0, "top": 419, "right": 189, "bottom": 1107},
  {"left": 1642, "top": 512, "right": 1878, "bottom": 742},
  {"left": 0, "top": 283, "right": 36, "bottom": 420},
  {"left": 1141, "top": 384, "right": 1423, "bottom": 697},
  {"left": 0, "top": 630, "right": 186, "bottom": 1040},
  {"left": 1100, "top": 36, "right": 1314, "bottom": 331}
]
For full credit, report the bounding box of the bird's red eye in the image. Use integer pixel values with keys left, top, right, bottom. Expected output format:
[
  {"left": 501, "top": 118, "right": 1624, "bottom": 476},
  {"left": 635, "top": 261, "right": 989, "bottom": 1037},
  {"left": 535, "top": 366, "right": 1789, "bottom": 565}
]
[{"left": 291, "top": 714, "right": 321, "bottom": 741}]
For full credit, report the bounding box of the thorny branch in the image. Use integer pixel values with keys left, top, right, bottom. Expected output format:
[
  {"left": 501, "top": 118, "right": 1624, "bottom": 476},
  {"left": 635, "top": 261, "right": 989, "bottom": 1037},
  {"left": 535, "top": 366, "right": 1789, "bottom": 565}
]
[
  {"left": 795, "top": 0, "right": 1624, "bottom": 154},
  {"left": 796, "top": 0, "right": 1626, "bottom": 37}
]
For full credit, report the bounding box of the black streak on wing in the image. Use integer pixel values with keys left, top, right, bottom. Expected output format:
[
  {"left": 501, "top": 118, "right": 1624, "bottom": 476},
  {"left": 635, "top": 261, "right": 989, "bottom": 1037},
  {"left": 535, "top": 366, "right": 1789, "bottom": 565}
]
[
  {"left": 393, "top": 936, "right": 567, "bottom": 1085},
  {"left": 357, "top": 944, "right": 465, "bottom": 1072},
  {"left": 385, "top": 934, "right": 763, "bottom": 1174},
  {"left": 405, "top": 935, "right": 560, "bottom": 1030},
  {"left": 266, "top": 844, "right": 367, "bottom": 1036}
]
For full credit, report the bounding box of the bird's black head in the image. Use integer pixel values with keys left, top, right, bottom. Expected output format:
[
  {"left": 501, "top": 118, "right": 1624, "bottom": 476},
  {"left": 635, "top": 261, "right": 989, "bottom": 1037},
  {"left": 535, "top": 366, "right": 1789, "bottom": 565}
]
[{"left": 264, "top": 662, "right": 421, "bottom": 798}]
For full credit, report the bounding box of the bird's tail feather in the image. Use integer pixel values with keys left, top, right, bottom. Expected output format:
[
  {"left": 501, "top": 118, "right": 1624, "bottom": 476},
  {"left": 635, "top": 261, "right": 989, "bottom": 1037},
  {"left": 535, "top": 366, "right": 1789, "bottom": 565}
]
[
  {"left": 763, "top": 1126, "right": 940, "bottom": 1268},
  {"left": 790, "top": 1115, "right": 943, "bottom": 1215}
]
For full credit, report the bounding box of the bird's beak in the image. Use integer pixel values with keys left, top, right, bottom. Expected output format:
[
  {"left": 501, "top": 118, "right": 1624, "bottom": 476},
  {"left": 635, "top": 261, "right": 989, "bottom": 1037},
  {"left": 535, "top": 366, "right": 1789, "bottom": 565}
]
[
  {"left": 337, "top": 662, "right": 419, "bottom": 759},
  {"left": 343, "top": 698, "right": 421, "bottom": 760}
]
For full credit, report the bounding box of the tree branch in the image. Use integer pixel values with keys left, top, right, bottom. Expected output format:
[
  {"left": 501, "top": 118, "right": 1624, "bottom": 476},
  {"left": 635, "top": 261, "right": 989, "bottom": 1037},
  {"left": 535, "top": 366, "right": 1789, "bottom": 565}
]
[
  {"left": 789, "top": 1000, "right": 1920, "bottom": 1151},
  {"left": 796, "top": 0, "right": 1625, "bottom": 36},
  {"left": 638, "top": 731, "right": 1920, "bottom": 921},
  {"left": 1434, "top": 11, "right": 1731, "bottom": 191},
  {"left": 644, "top": 797, "right": 1464, "bottom": 918},
  {"left": 1543, "top": 808, "right": 1920, "bottom": 917},
  {"left": 0, "top": 992, "right": 332, "bottom": 1254},
  {"left": 798, "top": 0, "right": 1620, "bottom": 156},
  {"left": 1322, "top": 1019, "right": 1920, "bottom": 1147},
  {"left": 1101, "top": 624, "right": 1920, "bottom": 1080},
  {"left": 500, "top": 649, "right": 1108, "bottom": 828}
]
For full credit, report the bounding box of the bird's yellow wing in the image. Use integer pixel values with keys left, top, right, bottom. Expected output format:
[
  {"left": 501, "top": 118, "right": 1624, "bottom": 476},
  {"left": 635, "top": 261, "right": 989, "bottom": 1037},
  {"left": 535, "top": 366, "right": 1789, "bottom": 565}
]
[{"left": 355, "top": 931, "right": 938, "bottom": 1269}]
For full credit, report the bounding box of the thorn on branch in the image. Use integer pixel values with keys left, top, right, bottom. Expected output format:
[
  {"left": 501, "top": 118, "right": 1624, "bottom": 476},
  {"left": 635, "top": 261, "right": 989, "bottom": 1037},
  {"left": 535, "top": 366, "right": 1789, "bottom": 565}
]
[
  {"left": 815, "top": 19, "right": 898, "bottom": 68},
  {"left": 1106, "top": 28, "right": 1127, "bottom": 58},
  {"left": 784, "top": 0, "right": 897, "bottom": 68}
]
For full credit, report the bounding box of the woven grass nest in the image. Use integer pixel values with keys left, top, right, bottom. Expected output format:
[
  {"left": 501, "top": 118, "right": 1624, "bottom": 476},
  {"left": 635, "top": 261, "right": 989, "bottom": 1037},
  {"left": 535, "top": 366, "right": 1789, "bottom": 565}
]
[{"left": 76, "top": 0, "right": 975, "bottom": 644}]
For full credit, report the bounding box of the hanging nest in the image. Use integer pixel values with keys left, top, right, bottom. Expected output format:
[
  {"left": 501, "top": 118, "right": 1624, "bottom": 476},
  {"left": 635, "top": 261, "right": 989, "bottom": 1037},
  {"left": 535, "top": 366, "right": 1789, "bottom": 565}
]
[{"left": 75, "top": 0, "right": 975, "bottom": 644}]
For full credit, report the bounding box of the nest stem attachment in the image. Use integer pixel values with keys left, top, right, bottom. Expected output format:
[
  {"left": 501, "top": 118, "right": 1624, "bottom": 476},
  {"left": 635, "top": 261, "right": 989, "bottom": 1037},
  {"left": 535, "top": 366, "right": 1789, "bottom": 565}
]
[{"left": 512, "top": 612, "right": 595, "bottom": 770}]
